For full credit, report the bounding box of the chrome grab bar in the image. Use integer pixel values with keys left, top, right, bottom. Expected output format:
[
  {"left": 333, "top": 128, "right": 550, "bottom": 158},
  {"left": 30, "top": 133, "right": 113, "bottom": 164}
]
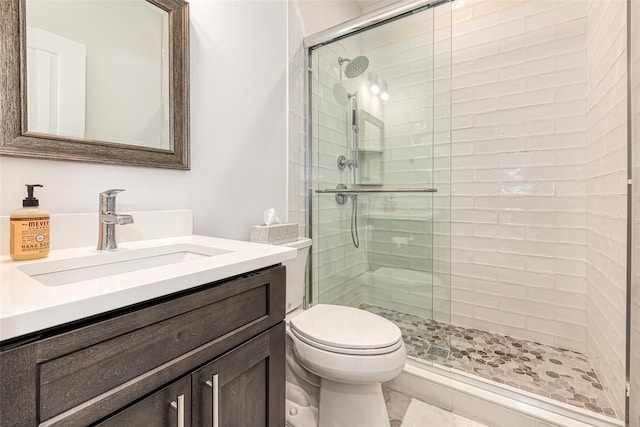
[{"left": 315, "top": 188, "right": 437, "bottom": 194}]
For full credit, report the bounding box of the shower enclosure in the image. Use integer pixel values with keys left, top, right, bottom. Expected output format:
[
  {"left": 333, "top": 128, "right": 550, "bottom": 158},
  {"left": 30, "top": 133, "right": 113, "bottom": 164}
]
[
  {"left": 308, "top": 1, "right": 452, "bottom": 330},
  {"left": 305, "top": 0, "right": 631, "bottom": 425}
]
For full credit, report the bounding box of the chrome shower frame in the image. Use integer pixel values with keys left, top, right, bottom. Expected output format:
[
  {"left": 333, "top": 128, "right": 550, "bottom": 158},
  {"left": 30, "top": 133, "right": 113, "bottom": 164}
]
[{"left": 303, "top": 0, "right": 452, "bottom": 49}]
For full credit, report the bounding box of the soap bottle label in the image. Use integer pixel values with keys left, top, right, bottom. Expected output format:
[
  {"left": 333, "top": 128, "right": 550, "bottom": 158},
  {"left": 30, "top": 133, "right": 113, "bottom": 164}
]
[{"left": 10, "top": 217, "right": 50, "bottom": 256}]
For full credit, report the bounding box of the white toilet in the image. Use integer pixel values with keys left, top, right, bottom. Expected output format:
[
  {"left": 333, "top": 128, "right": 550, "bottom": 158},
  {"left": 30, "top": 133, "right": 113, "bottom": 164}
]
[{"left": 281, "top": 238, "right": 406, "bottom": 427}]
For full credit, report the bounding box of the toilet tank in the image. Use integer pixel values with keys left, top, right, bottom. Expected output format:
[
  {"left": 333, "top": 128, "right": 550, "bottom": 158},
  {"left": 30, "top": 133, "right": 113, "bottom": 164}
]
[{"left": 280, "top": 238, "right": 312, "bottom": 314}]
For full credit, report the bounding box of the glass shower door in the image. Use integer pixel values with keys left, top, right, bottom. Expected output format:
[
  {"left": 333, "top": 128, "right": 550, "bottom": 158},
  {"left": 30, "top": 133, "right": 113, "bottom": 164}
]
[{"left": 309, "top": 4, "right": 452, "bottom": 365}]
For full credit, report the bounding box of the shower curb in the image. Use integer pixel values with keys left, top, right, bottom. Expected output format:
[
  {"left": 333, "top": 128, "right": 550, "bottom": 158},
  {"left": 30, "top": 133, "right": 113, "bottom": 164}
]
[{"left": 385, "top": 362, "right": 624, "bottom": 427}]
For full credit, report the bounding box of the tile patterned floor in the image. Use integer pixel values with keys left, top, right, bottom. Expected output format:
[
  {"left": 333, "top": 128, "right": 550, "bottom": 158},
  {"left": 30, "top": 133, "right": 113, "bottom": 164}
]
[
  {"left": 383, "top": 386, "right": 412, "bottom": 427},
  {"left": 383, "top": 386, "right": 488, "bottom": 426},
  {"left": 363, "top": 304, "right": 619, "bottom": 419}
]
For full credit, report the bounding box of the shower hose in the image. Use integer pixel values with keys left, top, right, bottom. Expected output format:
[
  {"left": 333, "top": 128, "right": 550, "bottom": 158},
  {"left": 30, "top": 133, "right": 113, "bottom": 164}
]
[{"left": 350, "top": 194, "right": 360, "bottom": 248}]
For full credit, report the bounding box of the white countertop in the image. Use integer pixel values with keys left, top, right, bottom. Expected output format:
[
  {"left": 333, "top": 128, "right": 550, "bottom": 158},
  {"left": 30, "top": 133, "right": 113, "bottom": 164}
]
[{"left": 0, "top": 235, "right": 296, "bottom": 341}]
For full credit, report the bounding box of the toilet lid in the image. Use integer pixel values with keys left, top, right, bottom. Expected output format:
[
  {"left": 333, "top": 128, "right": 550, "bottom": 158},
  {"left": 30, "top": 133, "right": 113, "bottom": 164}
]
[{"left": 290, "top": 304, "right": 403, "bottom": 354}]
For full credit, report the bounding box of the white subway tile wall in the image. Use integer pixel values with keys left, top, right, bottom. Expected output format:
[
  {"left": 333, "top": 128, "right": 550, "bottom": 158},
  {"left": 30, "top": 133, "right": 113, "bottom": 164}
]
[
  {"left": 449, "top": 0, "right": 589, "bottom": 354},
  {"left": 585, "top": 0, "right": 627, "bottom": 417},
  {"left": 288, "top": 1, "right": 363, "bottom": 308},
  {"left": 310, "top": 39, "right": 372, "bottom": 307},
  {"left": 358, "top": 8, "right": 439, "bottom": 315}
]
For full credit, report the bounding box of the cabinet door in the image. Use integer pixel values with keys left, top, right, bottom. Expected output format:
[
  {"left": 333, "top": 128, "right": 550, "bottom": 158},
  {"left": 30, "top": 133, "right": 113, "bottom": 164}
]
[
  {"left": 94, "top": 376, "right": 191, "bottom": 427},
  {"left": 192, "top": 323, "right": 285, "bottom": 427}
]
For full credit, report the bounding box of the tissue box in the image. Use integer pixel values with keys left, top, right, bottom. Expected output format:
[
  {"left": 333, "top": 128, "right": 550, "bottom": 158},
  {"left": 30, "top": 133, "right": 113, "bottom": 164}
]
[{"left": 250, "top": 223, "right": 298, "bottom": 245}]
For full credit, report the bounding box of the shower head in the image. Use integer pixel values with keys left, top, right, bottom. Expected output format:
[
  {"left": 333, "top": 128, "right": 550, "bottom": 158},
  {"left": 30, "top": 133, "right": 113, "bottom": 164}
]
[{"left": 338, "top": 56, "right": 369, "bottom": 78}]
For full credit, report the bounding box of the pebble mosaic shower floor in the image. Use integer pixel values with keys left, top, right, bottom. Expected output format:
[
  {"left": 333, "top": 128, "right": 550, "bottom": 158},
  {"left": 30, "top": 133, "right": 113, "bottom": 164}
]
[{"left": 360, "top": 304, "right": 619, "bottom": 419}]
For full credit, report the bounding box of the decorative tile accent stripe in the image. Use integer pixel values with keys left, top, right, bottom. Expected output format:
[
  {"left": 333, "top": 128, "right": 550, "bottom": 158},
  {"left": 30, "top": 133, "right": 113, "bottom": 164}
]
[{"left": 362, "top": 304, "right": 619, "bottom": 419}]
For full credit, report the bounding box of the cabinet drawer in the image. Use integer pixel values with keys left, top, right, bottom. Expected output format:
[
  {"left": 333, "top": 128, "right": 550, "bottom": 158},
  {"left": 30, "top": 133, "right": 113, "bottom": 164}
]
[{"left": 0, "top": 265, "right": 286, "bottom": 426}]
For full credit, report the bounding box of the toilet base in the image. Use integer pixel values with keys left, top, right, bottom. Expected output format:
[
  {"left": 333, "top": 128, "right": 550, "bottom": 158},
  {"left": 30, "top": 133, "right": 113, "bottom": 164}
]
[
  {"left": 318, "top": 379, "right": 390, "bottom": 427},
  {"left": 285, "top": 382, "right": 318, "bottom": 427}
]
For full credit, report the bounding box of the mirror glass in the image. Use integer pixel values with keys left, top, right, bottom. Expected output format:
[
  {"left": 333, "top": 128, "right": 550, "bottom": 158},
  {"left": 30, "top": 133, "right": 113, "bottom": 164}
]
[
  {"left": 0, "top": 0, "right": 189, "bottom": 169},
  {"left": 25, "top": 0, "right": 170, "bottom": 150}
]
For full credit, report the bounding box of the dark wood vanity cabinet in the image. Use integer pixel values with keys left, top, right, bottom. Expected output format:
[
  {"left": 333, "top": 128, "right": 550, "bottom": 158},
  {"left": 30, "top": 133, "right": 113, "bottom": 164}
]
[
  {"left": 96, "top": 325, "right": 284, "bottom": 427},
  {"left": 0, "top": 265, "right": 286, "bottom": 427}
]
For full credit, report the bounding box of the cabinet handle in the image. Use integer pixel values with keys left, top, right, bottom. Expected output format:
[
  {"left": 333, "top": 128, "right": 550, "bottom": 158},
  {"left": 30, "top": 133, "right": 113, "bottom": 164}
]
[
  {"left": 205, "top": 374, "right": 220, "bottom": 427},
  {"left": 170, "top": 394, "right": 185, "bottom": 427}
]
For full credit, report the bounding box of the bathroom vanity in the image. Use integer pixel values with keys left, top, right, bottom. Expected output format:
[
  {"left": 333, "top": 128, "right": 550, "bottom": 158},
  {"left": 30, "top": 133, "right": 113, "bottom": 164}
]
[{"left": 0, "top": 236, "right": 295, "bottom": 427}]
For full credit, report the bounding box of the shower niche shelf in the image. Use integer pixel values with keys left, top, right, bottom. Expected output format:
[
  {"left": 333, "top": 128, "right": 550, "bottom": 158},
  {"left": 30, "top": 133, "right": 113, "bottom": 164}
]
[
  {"left": 358, "top": 151, "right": 383, "bottom": 185},
  {"left": 358, "top": 110, "right": 384, "bottom": 186}
]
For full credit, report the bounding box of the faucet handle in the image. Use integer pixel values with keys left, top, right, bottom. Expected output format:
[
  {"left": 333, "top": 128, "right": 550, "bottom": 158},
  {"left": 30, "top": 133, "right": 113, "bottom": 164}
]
[
  {"left": 116, "top": 215, "right": 135, "bottom": 225},
  {"left": 100, "top": 189, "right": 126, "bottom": 197},
  {"left": 99, "top": 189, "right": 126, "bottom": 213}
]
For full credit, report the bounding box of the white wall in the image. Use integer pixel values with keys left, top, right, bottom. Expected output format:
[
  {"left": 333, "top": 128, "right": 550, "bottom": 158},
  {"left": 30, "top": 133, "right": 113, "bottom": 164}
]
[
  {"left": 1, "top": 0, "right": 288, "bottom": 247},
  {"left": 585, "top": 0, "right": 628, "bottom": 417},
  {"left": 189, "top": 0, "right": 287, "bottom": 240}
]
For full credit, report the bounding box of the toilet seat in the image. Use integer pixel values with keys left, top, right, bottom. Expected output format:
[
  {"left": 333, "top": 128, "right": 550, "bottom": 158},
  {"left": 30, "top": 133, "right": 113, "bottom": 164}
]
[
  {"left": 290, "top": 328, "right": 403, "bottom": 355},
  {"left": 290, "top": 304, "right": 403, "bottom": 356},
  {"left": 289, "top": 327, "right": 406, "bottom": 384}
]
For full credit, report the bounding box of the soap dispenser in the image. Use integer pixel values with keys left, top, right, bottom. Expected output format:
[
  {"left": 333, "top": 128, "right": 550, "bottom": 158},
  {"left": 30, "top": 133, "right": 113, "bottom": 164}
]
[{"left": 10, "top": 184, "right": 50, "bottom": 261}]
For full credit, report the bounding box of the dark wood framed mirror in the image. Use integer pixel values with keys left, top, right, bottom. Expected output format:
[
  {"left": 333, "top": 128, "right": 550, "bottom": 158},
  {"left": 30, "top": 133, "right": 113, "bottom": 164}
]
[{"left": 0, "top": 0, "right": 190, "bottom": 169}]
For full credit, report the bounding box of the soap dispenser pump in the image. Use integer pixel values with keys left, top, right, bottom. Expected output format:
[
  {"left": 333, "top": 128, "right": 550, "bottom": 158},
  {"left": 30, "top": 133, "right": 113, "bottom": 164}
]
[{"left": 10, "top": 184, "right": 50, "bottom": 261}]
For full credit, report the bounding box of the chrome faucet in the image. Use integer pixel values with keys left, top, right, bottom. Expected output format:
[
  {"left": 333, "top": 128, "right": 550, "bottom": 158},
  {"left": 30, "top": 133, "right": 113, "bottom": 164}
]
[{"left": 97, "top": 189, "right": 134, "bottom": 250}]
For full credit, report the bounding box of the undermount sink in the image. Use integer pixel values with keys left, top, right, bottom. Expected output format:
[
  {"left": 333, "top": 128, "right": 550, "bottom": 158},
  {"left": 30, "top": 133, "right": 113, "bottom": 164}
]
[{"left": 16, "top": 243, "right": 232, "bottom": 287}]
